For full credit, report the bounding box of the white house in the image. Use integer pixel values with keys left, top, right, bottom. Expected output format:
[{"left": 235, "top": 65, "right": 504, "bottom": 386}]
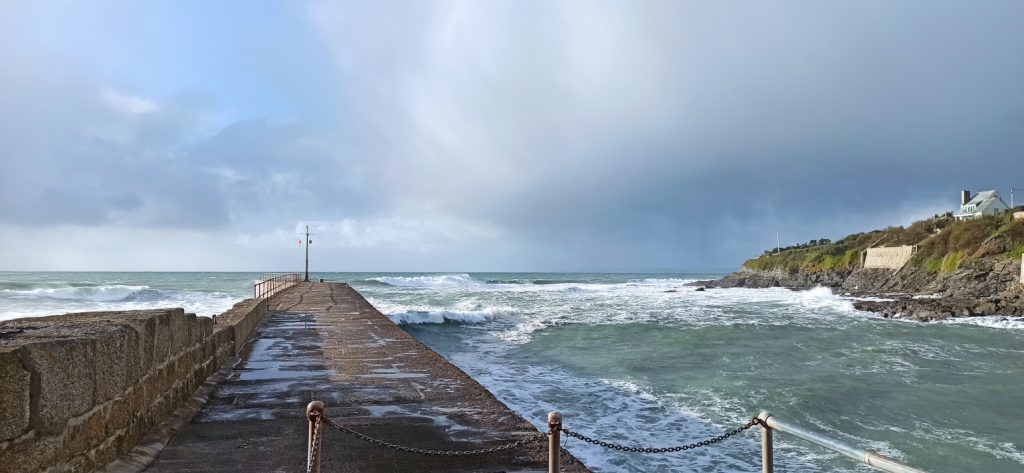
[{"left": 953, "top": 189, "right": 1008, "bottom": 220}]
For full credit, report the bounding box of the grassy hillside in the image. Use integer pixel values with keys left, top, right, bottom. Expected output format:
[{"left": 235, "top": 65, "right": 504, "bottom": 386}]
[{"left": 744, "top": 209, "right": 1024, "bottom": 274}]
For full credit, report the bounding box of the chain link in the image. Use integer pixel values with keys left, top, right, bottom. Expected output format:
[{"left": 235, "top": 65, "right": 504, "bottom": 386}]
[
  {"left": 560, "top": 417, "right": 761, "bottom": 454},
  {"left": 322, "top": 416, "right": 547, "bottom": 456},
  {"left": 307, "top": 415, "right": 323, "bottom": 473}
]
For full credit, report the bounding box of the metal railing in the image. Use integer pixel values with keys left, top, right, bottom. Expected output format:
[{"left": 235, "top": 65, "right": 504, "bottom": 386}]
[
  {"left": 303, "top": 402, "right": 928, "bottom": 472},
  {"left": 253, "top": 272, "right": 301, "bottom": 299},
  {"left": 757, "top": 411, "right": 926, "bottom": 473}
]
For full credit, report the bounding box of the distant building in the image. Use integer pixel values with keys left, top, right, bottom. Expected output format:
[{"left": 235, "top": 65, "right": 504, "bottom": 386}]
[{"left": 953, "top": 189, "right": 1008, "bottom": 220}]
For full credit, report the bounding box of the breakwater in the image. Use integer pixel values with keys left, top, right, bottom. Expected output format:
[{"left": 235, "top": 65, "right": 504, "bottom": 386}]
[
  {"left": 0, "top": 282, "right": 589, "bottom": 472},
  {"left": 145, "top": 282, "right": 588, "bottom": 472},
  {"left": 0, "top": 298, "right": 269, "bottom": 472}
]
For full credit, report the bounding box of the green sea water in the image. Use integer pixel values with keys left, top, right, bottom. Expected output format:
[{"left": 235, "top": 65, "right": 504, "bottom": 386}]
[
  {"left": 2, "top": 271, "right": 1022, "bottom": 472},
  {"left": 352, "top": 272, "right": 1024, "bottom": 472}
]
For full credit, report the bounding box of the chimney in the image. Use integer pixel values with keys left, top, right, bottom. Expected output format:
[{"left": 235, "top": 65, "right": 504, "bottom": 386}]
[{"left": 961, "top": 190, "right": 971, "bottom": 206}]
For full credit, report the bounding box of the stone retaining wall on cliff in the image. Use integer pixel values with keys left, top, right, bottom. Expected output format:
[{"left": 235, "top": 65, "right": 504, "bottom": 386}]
[
  {"left": 0, "top": 298, "right": 268, "bottom": 473},
  {"left": 862, "top": 246, "right": 916, "bottom": 269}
]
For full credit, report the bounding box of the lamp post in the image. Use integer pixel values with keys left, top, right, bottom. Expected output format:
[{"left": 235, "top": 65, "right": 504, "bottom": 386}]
[{"left": 302, "top": 225, "right": 313, "bottom": 282}]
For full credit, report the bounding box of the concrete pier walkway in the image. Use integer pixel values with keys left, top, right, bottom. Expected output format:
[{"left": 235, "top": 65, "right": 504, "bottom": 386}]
[{"left": 145, "top": 283, "right": 588, "bottom": 472}]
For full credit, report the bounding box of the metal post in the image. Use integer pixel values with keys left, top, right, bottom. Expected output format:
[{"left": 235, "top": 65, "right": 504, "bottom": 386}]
[
  {"left": 758, "top": 411, "right": 925, "bottom": 473},
  {"left": 307, "top": 401, "right": 325, "bottom": 473},
  {"left": 303, "top": 225, "right": 312, "bottom": 282},
  {"left": 548, "top": 411, "right": 562, "bottom": 473},
  {"left": 759, "top": 411, "right": 773, "bottom": 473}
]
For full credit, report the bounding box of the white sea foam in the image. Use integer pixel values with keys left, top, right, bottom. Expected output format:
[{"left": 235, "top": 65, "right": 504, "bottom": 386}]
[
  {"left": 448, "top": 354, "right": 824, "bottom": 473},
  {"left": 369, "top": 297, "right": 523, "bottom": 325},
  {"left": 941, "top": 316, "right": 1024, "bottom": 329},
  {"left": 369, "top": 273, "right": 479, "bottom": 287},
  {"left": 0, "top": 286, "right": 241, "bottom": 321},
  {"left": 5, "top": 285, "right": 148, "bottom": 302},
  {"left": 794, "top": 286, "right": 858, "bottom": 313},
  {"left": 633, "top": 277, "right": 697, "bottom": 285},
  {"left": 387, "top": 306, "right": 522, "bottom": 325}
]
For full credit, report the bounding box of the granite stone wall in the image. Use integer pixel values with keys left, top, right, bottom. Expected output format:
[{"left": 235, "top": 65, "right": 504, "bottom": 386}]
[
  {"left": 0, "top": 298, "right": 268, "bottom": 472},
  {"left": 863, "top": 246, "right": 916, "bottom": 270}
]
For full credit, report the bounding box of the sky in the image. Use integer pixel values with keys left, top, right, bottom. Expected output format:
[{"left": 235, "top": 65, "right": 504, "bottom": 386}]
[{"left": 1, "top": 1, "right": 1022, "bottom": 272}]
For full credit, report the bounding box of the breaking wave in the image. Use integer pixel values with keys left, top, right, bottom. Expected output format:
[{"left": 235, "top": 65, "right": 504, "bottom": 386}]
[
  {"left": 368, "top": 274, "right": 479, "bottom": 287},
  {"left": 5, "top": 285, "right": 148, "bottom": 302},
  {"left": 368, "top": 297, "right": 523, "bottom": 325},
  {"left": 941, "top": 316, "right": 1024, "bottom": 330}
]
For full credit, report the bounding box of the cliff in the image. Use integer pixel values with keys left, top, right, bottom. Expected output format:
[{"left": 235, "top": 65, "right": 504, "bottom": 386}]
[{"left": 712, "top": 210, "right": 1024, "bottom": 321}]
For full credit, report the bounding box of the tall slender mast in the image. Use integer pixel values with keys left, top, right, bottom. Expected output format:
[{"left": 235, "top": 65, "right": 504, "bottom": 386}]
[{"left": 303, "top": 225, "right": 312, "bottom": 282}]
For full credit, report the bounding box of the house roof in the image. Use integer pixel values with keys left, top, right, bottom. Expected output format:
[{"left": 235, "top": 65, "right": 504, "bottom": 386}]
[{"left": 954, "top": 189, "right": 1008, "bottom": 217}]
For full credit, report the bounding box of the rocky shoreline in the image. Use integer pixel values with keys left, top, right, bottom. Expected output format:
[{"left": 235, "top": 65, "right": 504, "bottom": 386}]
[{"left": 698, "top": 258, "right": 1024, "bottom": 322}]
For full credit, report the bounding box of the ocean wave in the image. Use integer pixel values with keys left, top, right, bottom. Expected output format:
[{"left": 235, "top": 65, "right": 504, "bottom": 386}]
[
  {"left": 447, "top": 356, "right": 821, "bottom": 473},
  {"left": 4, "top": 284, "right": 149, "bottom": 302},
  {"left": 387, "top": 306, "right": 522, "bottom": 325},
  {"left": 530, "top": 279, "right": 581, "bottom": 285},
  {"left": 635, "top": 278, "right": 697, "bottom": 285},
  {"left": 941, "top": 316, "right": 1024, "bottom": 330},
  {"left": 368, "top": 273, "right": 479, "bottom": 288},
  {"left": 795, "top": 286, "right": 858, "bottom": 313}
]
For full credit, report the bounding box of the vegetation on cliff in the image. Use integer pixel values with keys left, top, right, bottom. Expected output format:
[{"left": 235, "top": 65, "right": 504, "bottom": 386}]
[{"left": 744, "top": 209, "right": 1024, "bottom": 275}]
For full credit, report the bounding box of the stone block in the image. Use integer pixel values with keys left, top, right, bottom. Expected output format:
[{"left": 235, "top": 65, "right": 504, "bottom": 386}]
[
  {"left": 91, "top": 427, "right": 128, "bottom": 469},
  {"left": 0, "top": 349, "right": 30, "bottom": 441},
  {"left": 0, "top": 434, "right": 62, "bottom": 473},
  {"left": 62, "top": 404, "right": 107, "bottom": 457},
  {"left": 168, "top": 309, "right": 191, "bottom": 356},
  {"left": 126, "top": 316, "right": 155, "bottom": 373},
  {"left": 151, "top": 311, "right": 171, "bottom": 366},
  {"left": 195, "top": 316, "right": 213, "bottom": 345},
  {"left": 19, "top": 338, "right": 95, "bottom": 432},
  {"left": 93, "top": 325, "right": 142, "bottom": 403},
  {"left": 105, "top": 394, "right": 135, "bottom": 440}
]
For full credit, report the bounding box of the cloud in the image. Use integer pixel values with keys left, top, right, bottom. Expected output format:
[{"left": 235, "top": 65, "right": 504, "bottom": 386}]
[
  {"left": 238, "top": 217, "right": 501, "bottom": 253},
  {"left": 0, "top": 1, "right": 1022, "bottom": 271},
  {"left": 101, "top": 89, "right": 158, "bottom": 116},
  {"left": 303, "top": 0, "right": 1024, "bottom": 269}
]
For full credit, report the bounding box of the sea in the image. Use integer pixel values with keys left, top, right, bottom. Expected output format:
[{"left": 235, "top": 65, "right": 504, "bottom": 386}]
[{"left": 2, "top": 271, "right": 1023, "bottom": 472}]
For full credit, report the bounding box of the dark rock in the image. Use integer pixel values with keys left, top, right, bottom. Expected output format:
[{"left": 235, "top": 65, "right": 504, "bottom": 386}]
[{"left": 716, "top": 255, "right": 1024, "bottom": 322}]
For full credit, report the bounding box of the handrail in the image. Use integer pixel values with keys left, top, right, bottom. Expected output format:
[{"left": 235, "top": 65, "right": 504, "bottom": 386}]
[
  {"left": 757, "top": 411, "right": 926, "bottom": 473},
  {"left": 253, "top": 272, "right": 301, "bottom": 299},
  {"left": 301, "top": 401, "right": 927, "bottom": 473}
]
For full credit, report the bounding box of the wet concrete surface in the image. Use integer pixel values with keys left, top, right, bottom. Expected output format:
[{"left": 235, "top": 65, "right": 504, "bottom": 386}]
[{"left": 145, "top": 283, "right": 589, "bottom": 472}]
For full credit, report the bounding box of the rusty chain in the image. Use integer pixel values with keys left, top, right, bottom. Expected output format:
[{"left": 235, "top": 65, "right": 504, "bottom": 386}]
[
  {"left": 560, "top": 417, "right": 762, "bottom": 454},
  {"left": 309, "top": 413, "right": 759, "bottom": 464},
  {"left": 306, "top": 415, "right": 323, "bottom": 473},
  {"left": 322, "top": 416, "right": 547, "bottom": 456}
]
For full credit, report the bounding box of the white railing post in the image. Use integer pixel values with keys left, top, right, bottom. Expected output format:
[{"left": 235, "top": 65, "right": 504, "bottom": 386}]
[
  {"left": 759, "top": 411, "right": 773, "bottom": 473},
  {"left": 548, "top": 411, "right": 562, "bottom": 473},
  {"left": 307, "top": 401, "right": 325, "bottom": 473}
]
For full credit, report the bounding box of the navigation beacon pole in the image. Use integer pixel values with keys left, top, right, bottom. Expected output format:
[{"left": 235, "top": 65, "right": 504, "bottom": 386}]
[{"left": 302, "top": 225, "right": 313, "bottom": 282}]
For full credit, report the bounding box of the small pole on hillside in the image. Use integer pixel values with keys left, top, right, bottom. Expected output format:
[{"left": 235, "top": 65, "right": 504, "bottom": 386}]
[
  {"left": 776, "top": 232, "right": 780, "bottom": 254},
  {"left": 302, "top": 225, "right": 313, "bottom": 282}
]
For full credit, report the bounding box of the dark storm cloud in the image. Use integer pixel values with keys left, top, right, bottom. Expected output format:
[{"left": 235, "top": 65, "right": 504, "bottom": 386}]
[
  {"left": 1, "top": 0, "right": 1022, "bottom": 270},
  {"left": 308, "top": 0, "right": 1024, "bottom": 269}
]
